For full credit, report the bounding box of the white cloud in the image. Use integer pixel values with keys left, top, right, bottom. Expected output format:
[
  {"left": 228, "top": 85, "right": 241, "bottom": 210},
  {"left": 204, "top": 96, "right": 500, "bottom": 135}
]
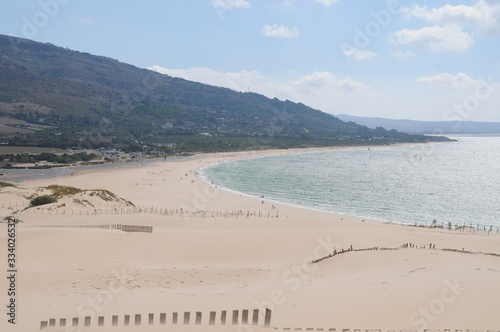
[
  {"left": 392, "top": 50, "right": 416, "bottom": 59},
  {"left": 342, "top": 48, "right": 377, "bottom": 61},
  {"left": 211, "top": 0, "right": 250, "bottom": 10},
  {"left": 290, "top": 71, "right": 364, "bottom": 94},
  {"left": 211, "top": 0, "right": 250, "bottom": 19},
  {"left": 262, "top": 24, "right": 300, "bottom": 38},
  {"left": 316, "top": 0, "right": 341, "bottom": 7},
  {"left": 401, "top": 1, "right": 500, "bottom": 35},
  {"left": 392, "top": 25, "right": 474, "bottom": 51},
  {"left": 402, "top": 4, "right": 483, "bottom": 25},
  {"left": 416, "top": 72, "right": 480, "bottom": 88},
  {"left": 337, "top": 77, "right": 367, "bottom": 93},
  {"left": 475, "top": 0, "right": 500, "bottom": 34}
]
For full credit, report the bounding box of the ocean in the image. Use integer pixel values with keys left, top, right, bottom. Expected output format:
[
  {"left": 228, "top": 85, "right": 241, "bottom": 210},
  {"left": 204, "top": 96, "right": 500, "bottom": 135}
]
[{"left": 201, "top": 136, "right": 500, "bottom": 228}]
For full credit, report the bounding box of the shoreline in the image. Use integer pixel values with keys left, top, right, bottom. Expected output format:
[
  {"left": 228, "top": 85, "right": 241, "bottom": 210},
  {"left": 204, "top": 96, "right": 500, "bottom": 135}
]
[
  {"left": 193, "top": 141, "right": 499, "bottom": 233},
  {"left": 2, "top": 141, "right": 421, "bottom": 183}
]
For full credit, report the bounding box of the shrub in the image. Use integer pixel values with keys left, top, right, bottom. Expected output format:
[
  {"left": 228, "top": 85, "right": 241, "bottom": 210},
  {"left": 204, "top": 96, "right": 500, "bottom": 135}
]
[{"left": 30, "top": 195, "right": 57, "bottom": 207}]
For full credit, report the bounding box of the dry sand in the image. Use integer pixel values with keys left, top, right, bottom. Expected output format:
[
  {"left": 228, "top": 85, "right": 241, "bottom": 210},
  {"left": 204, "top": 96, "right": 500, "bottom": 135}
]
[{"left": 0, "top": 148, "right": 499, "bottom": 332}]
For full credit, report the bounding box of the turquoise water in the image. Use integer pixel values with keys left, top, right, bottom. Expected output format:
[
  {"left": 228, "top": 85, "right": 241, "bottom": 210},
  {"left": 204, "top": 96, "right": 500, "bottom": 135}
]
[{"left": 201, "top": 137, "right": 500, "bottom": 227}]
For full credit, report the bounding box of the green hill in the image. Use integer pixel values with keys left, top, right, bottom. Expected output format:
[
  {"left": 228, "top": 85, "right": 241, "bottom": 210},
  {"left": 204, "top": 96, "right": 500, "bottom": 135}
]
[{"left": 0, "top": 34, "right": 449, "bottom": 152}]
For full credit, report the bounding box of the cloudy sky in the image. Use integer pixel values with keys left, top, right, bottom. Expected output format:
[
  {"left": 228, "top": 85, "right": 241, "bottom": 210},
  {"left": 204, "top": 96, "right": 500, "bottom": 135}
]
[{"left": 2, "top": 0, "right": 500, "bottom": 122}]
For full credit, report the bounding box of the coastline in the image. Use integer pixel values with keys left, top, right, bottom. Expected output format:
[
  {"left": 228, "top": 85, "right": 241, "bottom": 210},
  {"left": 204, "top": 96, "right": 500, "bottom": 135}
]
[
  {"left": 195, "top": 141, "right": 494, "bottom": 232},
  {"left": 1, "top": 143, "right": 499, "bottom": 331}
]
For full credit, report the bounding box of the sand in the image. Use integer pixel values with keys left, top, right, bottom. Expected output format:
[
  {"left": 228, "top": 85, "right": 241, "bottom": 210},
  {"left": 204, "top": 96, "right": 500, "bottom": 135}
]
[{"left": 0, "top": 148, "right": 499, "bottom": 332}]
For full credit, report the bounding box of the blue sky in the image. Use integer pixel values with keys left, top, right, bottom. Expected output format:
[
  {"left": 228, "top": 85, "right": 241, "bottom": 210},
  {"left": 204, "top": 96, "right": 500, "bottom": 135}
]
[{"left": 2, "top": 0, "right": 500, "bottom": 122}]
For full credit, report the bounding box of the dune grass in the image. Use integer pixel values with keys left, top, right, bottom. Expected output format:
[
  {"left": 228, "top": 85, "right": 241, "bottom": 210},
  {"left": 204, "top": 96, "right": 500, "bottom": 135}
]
[{"left": 0, "top": 181, "right": 16, "bottom": 188}]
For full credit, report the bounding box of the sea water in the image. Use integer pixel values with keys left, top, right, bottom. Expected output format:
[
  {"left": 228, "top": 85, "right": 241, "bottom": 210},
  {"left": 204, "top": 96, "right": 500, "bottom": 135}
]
[{"left": 202, "top": 136, "right": 500, "bottom": 228}]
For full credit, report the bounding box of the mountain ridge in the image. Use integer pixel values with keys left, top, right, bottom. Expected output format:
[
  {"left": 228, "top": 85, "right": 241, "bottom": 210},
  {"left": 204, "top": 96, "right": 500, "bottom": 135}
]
[
  {"left": 0, "top": 34, "right": 449, "bottom": 152},
  {"left": 336, "top": 114, "right": 500, "bottom": 135}
]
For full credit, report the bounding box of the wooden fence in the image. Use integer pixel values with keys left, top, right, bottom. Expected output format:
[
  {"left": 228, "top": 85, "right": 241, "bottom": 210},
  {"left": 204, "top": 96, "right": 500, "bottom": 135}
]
[
  {"left": 21, "top": 224, "right": 153, "bottom": 233},
  {"left": 16, "top": 204, "right": 280, "bottom": 220},
  {"left": 40, "top": 308, "right": 271, "bottom": 330},
  {"left": 312, "top": 242, "right": 500, "bottom": 264}
]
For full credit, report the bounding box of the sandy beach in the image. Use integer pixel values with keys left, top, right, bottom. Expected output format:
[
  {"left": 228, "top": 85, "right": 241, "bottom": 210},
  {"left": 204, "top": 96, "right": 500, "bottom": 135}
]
[{"left": 1, "top": 148, "right": 499, "bottom": 332}]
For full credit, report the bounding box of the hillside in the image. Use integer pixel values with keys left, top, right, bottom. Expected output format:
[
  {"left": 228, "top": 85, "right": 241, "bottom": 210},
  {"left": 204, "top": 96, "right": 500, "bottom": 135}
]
[
  {"left": 0, "top": 34, "right": 449, "bottom": 152},
  {"left": 337, "top": 114, "right": 500, "bottom": 135}
]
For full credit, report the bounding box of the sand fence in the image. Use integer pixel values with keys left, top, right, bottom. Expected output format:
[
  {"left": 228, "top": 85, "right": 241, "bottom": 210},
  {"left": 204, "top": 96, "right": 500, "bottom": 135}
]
[
  {"left": 20, "top": 224, "right": 153, "bottom": 233},
  {"left": 16, "top": 204, "right": 281, "bottom": 220},
  {"left": 312, "top": 243, "right": 500, "bottom": 264},
  {"left": 40, "top": 308, "right": 272, "bottom": 330}
]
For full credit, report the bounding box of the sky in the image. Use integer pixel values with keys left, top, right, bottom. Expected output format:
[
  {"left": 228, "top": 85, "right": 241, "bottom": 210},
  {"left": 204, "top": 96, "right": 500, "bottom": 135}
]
[{"left": 1, "top": 0, "right": 500, "bottom": 122}]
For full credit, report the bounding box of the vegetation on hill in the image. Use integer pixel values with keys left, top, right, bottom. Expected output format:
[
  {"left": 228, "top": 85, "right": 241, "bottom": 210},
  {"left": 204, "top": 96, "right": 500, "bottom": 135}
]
[
  {"left": 0, "top": 34, "right": 451, "bottom": 152},
  {"left": 46, "top": 185, "right": 83, "bottom": 198},
  {"left": 0, "top": 181, "right": 16, "bottom": 188}
]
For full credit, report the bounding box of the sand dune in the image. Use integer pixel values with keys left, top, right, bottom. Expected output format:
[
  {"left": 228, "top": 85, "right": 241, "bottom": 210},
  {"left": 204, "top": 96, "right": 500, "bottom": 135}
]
[{"left": 0, "top": 149, "right": 499, "bottom": 331}]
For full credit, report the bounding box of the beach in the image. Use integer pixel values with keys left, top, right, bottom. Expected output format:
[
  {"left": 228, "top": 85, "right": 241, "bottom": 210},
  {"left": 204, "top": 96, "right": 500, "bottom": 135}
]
[{"left": 0, "top": 148, "right": 499, "bottom": 331}]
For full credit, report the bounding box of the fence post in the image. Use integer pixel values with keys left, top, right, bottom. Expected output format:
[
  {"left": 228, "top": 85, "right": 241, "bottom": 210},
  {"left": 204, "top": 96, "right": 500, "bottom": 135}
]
[
  {"left": 209, "top": 311, "right": 216, "bottom": 325},
  {"left": 252, "top": 309, "right": 259, "bottom": 325},
  {"left": 232, "top": 310, "right": 239, "bottom": 324},
  {"left": 221, "top": 310, "right": 227, "bottom": 325},
  {"left": 242, "top": 309, "right": 249, "bottom": 324},
  {"left": 135, "top": 314, "right": 141, "bottom": 326},
  {"left": 264, "top": 308, "right": 272, "bottom": 327},
  {"left": 183, "top": 312, "right": 190, "bottom": 325}
]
